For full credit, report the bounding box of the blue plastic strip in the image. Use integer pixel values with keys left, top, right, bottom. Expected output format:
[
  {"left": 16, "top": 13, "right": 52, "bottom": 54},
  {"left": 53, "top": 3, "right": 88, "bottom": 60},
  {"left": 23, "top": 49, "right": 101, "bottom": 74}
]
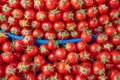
[{"left": 0, "top": 30, "right": 97, "bottom": 45}]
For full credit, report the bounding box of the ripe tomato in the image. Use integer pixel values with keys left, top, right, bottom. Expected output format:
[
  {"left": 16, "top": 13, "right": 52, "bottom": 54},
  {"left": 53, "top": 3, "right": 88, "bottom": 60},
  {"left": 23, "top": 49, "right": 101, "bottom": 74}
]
[
  {"left": 77, "top": 21, "right": 88, "bottom": 32},
  {"left": 2, "top": 4, "right": 12, "bottom": 16},
  {"left": 105, "top": 24, "right": 115, "bottom": 37},
  {"left": 0, "top": 12, "right": 6, "bottom": 23},
  {"left": 20, "top": 54, "right": 31, "bottom": 62},
  {"left": 84, "top": 0, "right": 94, "bottom": 7},
  {"left": 33, "top": 0, "right": 45, "bottom": 10},
  {"left": 67, "top": 52, "right": 78, "bottom": 64},
  {"left": 21, "top": 28, "right": 32, "bottom": 36},
  {"left": 0, "top": 23, "right": 10, "bottom": 32},
  {"left": 0, "top": 64, "right": 6, "bottom": 77},
  {"left": 87, "top": 6, "right": 98, "bottom": 18},
  {"left": 24, "top": 9, "right": 36, "bottom": 20},
  {"left": 14, "top": 40, "right": 23, "bottom": 52},
  {"left": 48, "top": 52, "right": 57, "bottom": 62},
  {"left": 111, "top": 50, "right": 120, "bottom": 64},
  {"left": 57, "top": 61, "right": 71, "bottom": 74},
  {"left": 42, "top": 64, "right": 55, "bottom": 76},
  {"left": 75, "top": 9, "right": 86, "bottom": 21},
  {"left": 46, "top": 0, "right": 58, "bottom": 10},
  {"left": 36, "top": 11, "right": 48, "bottom": 22},
  {"left": 0, "top": 32, "right": 8, "bottom": 44},
  {"left": 45, "top": 31, "right": 56, "bottom": 40},
  {"left": 31, "top": 20, "right": 41, "bottom": 29},
  {"left": 19, "top": 19, "right": 30, "bottom": 28},
  {"left": 71, "top": 0, "right": 84, "bottom": 10},
  {"left": 88, "top": 18, "right": 98, "bottom": 29},
  {"left": 98, "top": 4, "right": 108, "bottom": 14},
  {"left": 22, "top": 35, "right": 34, "bottom": 45},
  {"left": 42, "top": 22, "right": 53, "bottom": 32},
  {"left": 57, "top": 30, "right": 70, "bottom": 40},
  {"left": 39, "top": 44, "right": 50, "bottom": 56},
  {"left": 47, "top": 40, "right": 59, "bottom": 50},
  {"left": 5, "top": 63, "right": 18, "bottom": 78},
  {"left": 8, "top": 16, "right": 18, "bottom": 26},
  {"left": 17, "top": 62, "right": 31, "bottom": 73},
  {"left": 12, "top": 9, "right": 23, "bottom": 20},
  {"left": 65, "top": 42, "right": 76, "bottom": 52},
  {"left": 20, "top": 0, "right": 33, "bottom": 9},
  {"left": 77, "top": 41, "right": 87, "bottom": 51},
  {"left": 25, "top": 45, "right": 39, "bottom": 57},
  {"left": 34, "top": 56, "right": 46, "bottom": 67},
  {"left": 64, "top": 74, "right": 74, "bottom": 80},
  {"left": 103, "top": 42, "right": 113, "bottom": 52},
  {"left": 58, "top": 0, "right": 71, "bottom": 11},
  {"left": 55, "top": 48, "right": 67, "bottom": 60},
  {"left": 111, "top": 32, "right": 120, "bottom": 45},
  {"left": 70, "top": 31, "right": 80, "bottom": 38},
  {"left": 79, "top": 51, "right": 91, "bottom": 62},
  {"left": 66, "top": 22, "right": 76, "bottom": 31},
  {"left": 48, "top": 9, "right": 62, "bottom": 22},
  {"left": 32, "top": 29, "right": 44, "bottom": 39},
  {"left": 116, "top": 24, "right": 120, "bottom": 34},
  {"left": 94, "top": 0, "right": 107, "bottom": 4},
  {"left": 108, "top": 0, "right": 119, "bottom": 9},
  {"left": 98, "top": 14, "right": 110, "bottom": 25},
  {"left": 1, "top": 52, "right": 15, "bottom": 63},
  {"left": 96, "top": 33, "right": 108, "bottom": 44},
  {"left": 53, "top": 21, "right": 65, "bottom": 31},
  {"left": 8, "top": 0, "right": 20, "bottom": 8},
  {"left": 109, "top": 9, "right": 119, "bottom": 21},
  {"left": 63, "top": 11, "right": 74, "bottom": 22},
  {"left": 26, "top": 72, "right": 36, "bottom": 80},
  {"left": 37, "top": 73, "right": 48, "bottom": 80},
  {"left": 2, "top": 42, "right": 12, "bottom": 52},
  {"left": 75, "top": 75, "right": 86, "bottom": 80},
  {"left": 10, "top": 26, "right": 21, "bottom": 35},
  {"left": 8, "top": 76, "right": 20, "bottom": 80}
]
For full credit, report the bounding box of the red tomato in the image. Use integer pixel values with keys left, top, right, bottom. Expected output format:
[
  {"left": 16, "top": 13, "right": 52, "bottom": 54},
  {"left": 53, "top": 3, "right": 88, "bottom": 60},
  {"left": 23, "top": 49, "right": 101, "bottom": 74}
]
[
  {"left": 0, "top": 12, "right": 6, "bottom": 23},
  {"left": 31, "top": 20, "right": 41, "bottom": 29},
  {"left": 8, "top": 16, "right": 18, "bottom": 26},
  {"left": 77, "top": 21, "right": 88, "bottom": 32},
  {"left": 21, "top": 28, "right": 32, "bottom": 36},
  {"left": 98, "top": 14, "right": 110, "bottom": 25},
  {"left": 79, "top": 51, "right": 91, "bottom": 62},
  {"left": 98, "top": 4, "right": 108, "bottom": 14},
  {"left": 90, "top": 43, "right": 102, "bottom": 54},
  {"left": 70, "top": 31, "right": 80, "bottom": 38},
  {"left": 47, "top": 40, "right": 59, "bottom": 50},
  {"left": 2, "top": 42, "right": 12, "bottom": 52},
  {"left": 20, "top": 0, "right": 33, "bottom": 9},
  {"left": 63, "top": 11, "right": 74, "bottom": 22},
  {"left": 8, "top": 76, "right": 20, "bottom": 80},
  {"left": 0, "top": 32, "right": 8, "bottom": 44},
  {"left": 19, "top": 19, "right": 30, "bottom": 28},
  {"left": 53, "top": 21, "right": 65, "bottom": 31},
  {"left": 0, "top": 23, "right": 10, "bottom": 32},
  {"left": 108, "top": 0, "right": 119, "bottom": 9},
  {"left": 8, "top": 0, "right": 20, "bottom": 8},
  {"left": 39, "top": 44, "right": 50, "bottom": 56},
  {"left": 34, "top": 56, "right": 46, "bottom": 67},
  {"left": 2, "top": 4, "right": 12, "bottom": 16},
  {"left": 84, "top": 0, "right": 94, "bottom": 7},
  {"left": 96, "top": 33, "right": 108, "bottom": 44},
  {"left": 36, "top": 11, "right": 48, "bottom": 22},
  {"left": 87, "top": 6, "right": 98, "bottom": 18},
  {"left": 26, "top": 72, "right": 36, "bottom": 80},
  {"left": 46, "top": 0, "right": 58, "bottom": 10},
  {"left": 10, "top": 26, "right": 21, "bottom": 35},
  {"left": 67, "top": 52, "right": 78, "bottom": 64},
  {"left": 65, "top": 42, "right": 76, "bottom": 52},
  {"left": 14, "top": 40, "right": 23, "bottom": 52},
  {"left": 77, "top": 41, "right": 87, "bottom": 51},
  {"left": 75, "top": 9, "right": 86, "bottom": 21},
  {"left": 94, "top": 0, "right": 107, "bottom": 4},
  {"left": 71, "top": 0, "right": 84, "bottom": 10},
  {"left": 32, "top": 29, "right": 44, "bottom": 39},
  {"left": 22, "top": 35, "right": 35, "bottom": 45},
  {"left": 12, "top": 9, "right": 23, "bottom": 20},
  {"left": 66, "top": 22, "right": 76, "bottom": 31},
  {"left": 88, "top": 18, "right": 98, "bottom": 29},
  {"left": 57, "top": 30, "right": 70, "bottom": 40},
  {"left": 20, "top": 54, "right": 31, "bottom": 62},
  {"left": 42, "top": 22, "right": 53, "bottom": 32},
  {"left": 45, "top": 31, "right": 56, "bottom": 40},
  {"left": 24, "top": 9, "right": 36, "bottom": 20},
  {"left": 64, "top": 74, "right": 74, "bottom": 80},
  {"left": 109, "top": 9, "right": 119, "bottom": 21},
  {"left": 33, "top": 0, "right": 45, "bottom": 10},
  {"left": 111, "top": 50, "right": 120, "bottom": 64}
]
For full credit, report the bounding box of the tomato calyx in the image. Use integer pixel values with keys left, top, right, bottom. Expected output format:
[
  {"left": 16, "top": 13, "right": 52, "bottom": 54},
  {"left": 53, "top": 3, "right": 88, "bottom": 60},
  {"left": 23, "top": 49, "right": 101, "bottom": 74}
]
[
  {"left": 68, "top": 26, "right": 75, "bottom": 31},
  {"left": 49, "top": 73, "right": 57, "bottom": 80},
  {"left": 92, "top": 7, "right": 98, "bottom": 13},
  {"left": 48, "top": 35, "right": 55, "bottom": 40},
  {"left": 65, "top": 64, "right": 72, "bottom": 73},
  {"left": 21, "top": 21, "right": 29, "bottom": 27},
  {"left": 70, "top": 31, "right": 77, "bottom": 36},
  {"left": 0, "top": 14, "right": 6, "bottom": 22},
  {"left": 96, "top": 26, "right": 103, "bottom": 33},
  {"left": 34, "top": 0, "right": 40, "bottom": 7},
  {"left": 50, "top": 8, "right": 59, "bottom": 15},
  {"left": 26, "top": 46, "right": 32, "bottom": 51},
  {"left": 38, "top": 13, "right": 45, "bottom": 20},
  {"left": 40, "top": 46, "right": 47, "bottom": 53},
  {"left": 78, "top": 0, "right": 84, "bottom": 6},
  {"left": 44, "top": 64, "right": 53, "bottom": 71},
  {"left": 2, "top": 4, "right": 11, "bottom": 13},
  {"left": 60, "top": 0, "right": 66, "bottom": 5},
  {"left": 79, "top": 67, "right": 88, "bottom": 75},
  {"left": 8, "top": 17, "right": 14, "bottom": 26},
  {"left": 83, "top": 28, "right": 91, "bottom": 36},
  {"left": 8, "top": 68, "right": 15, "bottom": 75},
  {"left": 113, "top": 32, "right": 120, "bottom": 38},
  {"left": 11, "top": 40, "right": 15, "bottom": 51},
  {"left": 1, "top": 76, "right": 7, "bottom": 80},
  {"left": 19, "top": 64, "right": 29, "bottom": 73},
  {"left": 78, "top": 9, "right": 86, "bottom": 15},
  {"left": 31, "top": 62, "right": 40, "bottom": 73},
  {"left": 116, "top": 56, "right": 120, "bottom": 60},
  {"left": 20, "top": 0, "right": 30, "bottom": 9},
  {"left": 13, "top": 12, "right": 18, "bottom": 18},
  {"left": 101, "top": 4, "right": 107, "bottom": 10},
  {"left": 116, "top": 45, "right": 120, "bottom": 50},
  {"left": 98, "top": 69, "right": 104, "bottom": 75},
  {"left": 113, "top": 13, "right": 119, "bottom": 19},
  {"left": 101, "top": 56, "right": 109, "bottom": 64},
  {"left": 114, "top": 19, "right": 120, "bottom": 24},
  {"left": 11, "top": 28, "right": 17, "bottom": 35},
  {"left": 8, "top": 0, "right": 17, "bottom": 6},
  {"left": 83, "top": 51, "right": 90, "bottom": 60},
  {"left": 59, "top": 31, "right": 68, "bottom": 40},
  {"left": 3, "top": 52, "right": 9, "bottom": 57},
  {"left": 117, "top": 74, "right": 120, "bottom": 80},
  {"left": 67, "top": 13, "right": 74, "bottom": 20},
  {"left": 99, "top": 75, "right": 107, "bottom": 80},
  {"left": 23, "top": 36, "right": 30, "bottom": 43},
  {"left": 103, "top": 43, "right": 112, "bottom": 52},
  {"left": 53, "top": 40, "right": 59, "bottom": 48},
  {"left": 100, "top": 34, "right": 107, "bottom": 40}
]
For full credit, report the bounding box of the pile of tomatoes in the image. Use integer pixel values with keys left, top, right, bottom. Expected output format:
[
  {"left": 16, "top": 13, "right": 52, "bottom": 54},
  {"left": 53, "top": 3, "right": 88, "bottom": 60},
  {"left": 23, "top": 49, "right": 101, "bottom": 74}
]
[{"left": 0, "top": 0, "right": 120, "bottom": 80}]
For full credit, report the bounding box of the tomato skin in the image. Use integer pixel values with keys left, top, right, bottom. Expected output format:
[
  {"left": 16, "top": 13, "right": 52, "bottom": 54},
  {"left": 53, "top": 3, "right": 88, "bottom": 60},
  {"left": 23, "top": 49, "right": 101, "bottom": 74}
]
[
  {"left": 42, "top": 22, "right": 53, "bottom": 32},
  {"left": 39, "top": 44, "right": 50, "bottom": 56},
  {"left": 111, "top": 35, "right": 120, "bottom": 45},
  {"left": 53, "top": 21, "right": 65, "bottom": 31},
  {"left": 8, "top": 76, "right": 20, "bottom": 80},
  {"left": 87, "top": 6, "right": 98, "bottom": 18},
  {"left": 0, "top": 64, "right": 6, "bottom": 77},
  {"left": 48, "top": 52, "right": 57, "bottom": 62},
  {"left": 31, "top": 20, "right": 41, "bottom": 29},
  {"left": 116, "top": 24, "right": 120, "bottom": 34},
  {"left": 0, "top": 12, "right": 6, "bottom": 23},
  {"left": 98, "top": 14, "right": 110, "bottom": 25},
  {"left": 96, "top": 33, "right": 108, "bottom": 44},
  {"left": 12, "top": 9, "right": 23, "bottom": 20},
  {"left": 94, "top": 0, "right": 107, "bottom": 4},
  {"left": 17, "top": 62, "right": 31, "bottom": 74},
  {"left": 5, "top": 63, "right": 18, "bottom": 78},
  {"left": 109, "top": 9, "right": 119, "bottom": 21},
  {"left": 57, "top": 30, "right": 70, "bottom": 40},
  {"left": 42, "top": 64, "right": 55, "bottom": 76},
  {"left": 75, "top": 9, "right": 86, "bottom": 21},
  {"left": 48, "top": 10, "right": 62, "bottom": 22},
  {"left": 108, "top": 0, "right": 119, "bottom": 9},
  {"left": 14, "top": 40, "right": 23, "bottom": 52},
  {"left": 24, "top": 9, "right": 36, "bottom": 20},
  {"left": 20, "top": 54, "right": 31, "bottom": 62},
  {"left": 98, "top": 4, "right": 108, "bottom": 15},
  {"left": 105, "top": 62, "right": 115, "bottom": 70},
  {"left": 64, "top": 74, "right": 74, "bottom": 80},
  {"left": 46, "top": 0, "right": 58, "bottom": 10},
  {"left": 77, "top": 21, "right": 88, "bottom": 32},
  {"left": 62, "top": 11, "right": 74, "bottom": 22},
  {"left": 45, "top": 31, "right": 56, "bottom": 40},
  {"left": 0, "top": 32, "right": 8, "bottom": 44},
  {"left": 105, "top": 25, "right": 115, "bottom": 37},
  {"left": 22, "top": 35, "right": 35, "bottom": 45},
  {"left": 77, "top": 41, "right": 87, "bottom": 51},
  {"left": 55, "top": 48, "right": 67, "bottom": 60},
  {"left": 0, "top": 23, "right": 10, "bottom": 32},
  {"left": 75, "top": 75, "right": 85, "bottom": 80},
  {"left": 1, "top": 52, "right": 15, "bottom": 63},
  {"left": 81, "top": 30, "right": 92, "bottom": 42},
  {"left": 47, "top": 40, "right": 59, "bottom": 50},
  {"left": 10, "top": 26, "right": 22, "bottom": 35},
  {"left": 110, "top": 69, "right": 120, "bottom": 80},
  {"left": 20, "top": 0, "right": 33, "bottom": 9},
  {"left": 66, "top": 22, "right": 76, "bottom": 31},
  {"left": 0, "top": 56, "right": 3, "bottom": 65},
  {"left": 32, "top": 29, "right": 44, "bottom": 39},
  {"left": 8, "top": 0, "right": 20, "bottom": 8},
  {"left": 37, "top": 73, "right": 48, "bottom": 80},
  {"left": 34, "top": 56, "right": 46, "bottom": 67},
  {"left": 25, "top": 45, "right": 39, "bottom": 57},
  {"left": 87, "top": 74, "right": 97, "bottom": 80},
  {"left": 111, "top": 50, "right": 120, "bottom": 64},
  {"left": 84, "top": 0, "right": 94, "bottom": 7},
  {"left": 33, "top": 0, "right": 45, "bottom": 10},
  {"left": 65, "top": 42, "right": 76, "bottom": 52},
  {"left": 58, "top": 0, "right": 71, "bottom": 11},
  {"left": 2, "top": 42, "right": 12, "bottom": 52},
  {"left": 19, "top": 19, "right": 30, "bottom": 28},
  {"left": 26, "top": 72, "right": 36, "bottom": 80},
  {"left": 67, "top": 52, "right": 78, "bottom": 64},
  {"left": 88, "top": 18, "right": 98, "bottom": 29},
  {"left": 36, "top": 11, "right": 48, "bottom": 22},
  {"left": 71, "top": 0, "right": 84, "bottom": 10}
]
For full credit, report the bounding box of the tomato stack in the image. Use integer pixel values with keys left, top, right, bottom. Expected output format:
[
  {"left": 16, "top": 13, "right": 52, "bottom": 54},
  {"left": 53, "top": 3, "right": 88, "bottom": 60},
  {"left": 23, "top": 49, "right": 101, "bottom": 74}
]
[{"left": 0, "top": 0, "right": 120, "bottom": 80}]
